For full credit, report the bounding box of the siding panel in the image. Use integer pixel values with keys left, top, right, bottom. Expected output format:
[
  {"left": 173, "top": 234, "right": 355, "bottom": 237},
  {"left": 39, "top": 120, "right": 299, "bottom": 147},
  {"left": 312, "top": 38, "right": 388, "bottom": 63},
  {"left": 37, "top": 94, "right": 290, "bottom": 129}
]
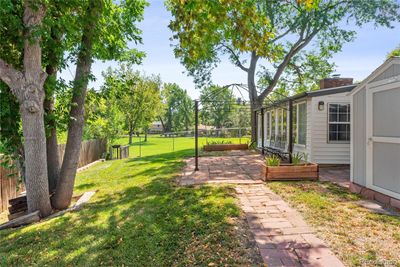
[
  {"left": 353, "top": 88, "right": 367, "bottom": 186},
  {"left": 372, "top": 64, "right": 400, "bottom": 82},
  {"left": 310, "top": 93, "right": 351, "bottom": 164}
]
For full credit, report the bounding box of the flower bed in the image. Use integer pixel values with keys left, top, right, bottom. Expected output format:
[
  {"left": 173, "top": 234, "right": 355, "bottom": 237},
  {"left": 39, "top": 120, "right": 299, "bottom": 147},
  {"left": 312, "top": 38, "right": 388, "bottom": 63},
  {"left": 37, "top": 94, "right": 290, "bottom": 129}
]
[
  {"left": 203, "top": 144, "right": 248, "bottom": 152},
  {"left": 262, "top": 162, "right": 319, "bottom": 181}
]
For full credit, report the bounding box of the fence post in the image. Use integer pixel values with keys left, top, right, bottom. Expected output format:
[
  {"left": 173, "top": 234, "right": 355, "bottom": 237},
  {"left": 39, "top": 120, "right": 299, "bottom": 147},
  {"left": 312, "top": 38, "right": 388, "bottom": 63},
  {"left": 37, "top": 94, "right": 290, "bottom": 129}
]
[
  {"left": 195, "top": 100, "right": 199, "bottom": 171},
  {"left": 139, "top": 136, "right": 142, "bottom": 157}
]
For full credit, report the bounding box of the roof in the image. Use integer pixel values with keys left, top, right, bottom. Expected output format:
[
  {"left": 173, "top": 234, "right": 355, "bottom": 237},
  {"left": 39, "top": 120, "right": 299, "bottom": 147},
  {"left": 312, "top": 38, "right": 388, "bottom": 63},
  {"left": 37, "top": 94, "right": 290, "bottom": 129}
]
[
  {"left": 349, "top": 56, "right": 400, "bottom": 96},
  {"left": 258, "top": 84, "right": 357, "bottom": 110}
]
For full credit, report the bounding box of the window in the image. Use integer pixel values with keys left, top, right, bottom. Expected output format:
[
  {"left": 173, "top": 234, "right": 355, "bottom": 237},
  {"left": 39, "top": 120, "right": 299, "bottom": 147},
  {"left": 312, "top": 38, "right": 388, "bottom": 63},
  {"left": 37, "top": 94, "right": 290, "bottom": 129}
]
[
  {"left": 277, "top": 109, "right": 282, "bottom": 141},
  {"left": 266, "top": 112, "right": 271, "bottom": 140},
  {"left": 294, "top": 102, "right": 307, "bottom": 145},
  {"left": 328, "top": 103, "right": 350, "bottom": 142},
  {"left": 271, "top": 110, "right": 276, "bottom": 141},
  {"left": 282, "top": 108, "right": 287, "bottom": 144}
]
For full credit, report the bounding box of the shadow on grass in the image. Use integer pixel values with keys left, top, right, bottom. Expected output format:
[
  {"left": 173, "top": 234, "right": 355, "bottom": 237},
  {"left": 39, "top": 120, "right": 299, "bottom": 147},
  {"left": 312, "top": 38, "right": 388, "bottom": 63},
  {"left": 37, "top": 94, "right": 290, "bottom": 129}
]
[
  {"left": 75, "top": 182, "right": 97, "bottom": 191},
  {"left": 0, "top": 149, "right": 247, "bottom": 266}
]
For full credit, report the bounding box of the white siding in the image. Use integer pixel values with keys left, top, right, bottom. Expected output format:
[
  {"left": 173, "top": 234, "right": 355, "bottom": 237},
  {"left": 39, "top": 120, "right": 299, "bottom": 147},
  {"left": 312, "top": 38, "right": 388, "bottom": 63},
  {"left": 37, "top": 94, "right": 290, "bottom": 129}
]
[{"left": 310, "top": 93, "right": 351, "bottom": 164}]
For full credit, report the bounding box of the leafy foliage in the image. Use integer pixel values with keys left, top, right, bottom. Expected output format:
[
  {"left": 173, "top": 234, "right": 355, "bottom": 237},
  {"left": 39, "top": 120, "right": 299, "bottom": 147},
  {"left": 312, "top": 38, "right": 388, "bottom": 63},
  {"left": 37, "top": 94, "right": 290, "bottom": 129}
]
[
  {"left": 200, "top": 85, "right": 236, "bottom": 128},
  {"left": 161, "top": 83, "right": 194, "bottom": 132},
  {"left": 167, "top": 0, "right": 400, "bottom": 99},
  {"left": 206, "top": 140, "right": 233, "bottom": 145},
  {"left": 101, "top": 65, "right": 162, "bottom": 137},
  {"left": 387, "top": 44, "right": 400, "bottom": 58}
]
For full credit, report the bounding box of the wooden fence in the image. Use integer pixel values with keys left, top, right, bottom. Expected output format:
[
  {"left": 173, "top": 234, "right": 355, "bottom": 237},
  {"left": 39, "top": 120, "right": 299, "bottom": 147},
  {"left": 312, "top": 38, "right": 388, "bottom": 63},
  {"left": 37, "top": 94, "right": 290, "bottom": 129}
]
[
  {"left": 58, "top": 139, "right": 107, "bottom": 168},
  {"left": 0, "top": 139, "right": 107, "bottom": 212},
  {"left": 0, "top": 162, "right": 23, "bottom": 213}
]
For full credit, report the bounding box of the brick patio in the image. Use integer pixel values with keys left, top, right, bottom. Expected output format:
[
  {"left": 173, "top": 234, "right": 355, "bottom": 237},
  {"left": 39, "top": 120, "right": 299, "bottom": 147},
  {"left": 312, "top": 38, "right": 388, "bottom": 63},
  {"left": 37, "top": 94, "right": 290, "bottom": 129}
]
[{"left": 179, "top": 151, "right": 346, "bottom": 266}]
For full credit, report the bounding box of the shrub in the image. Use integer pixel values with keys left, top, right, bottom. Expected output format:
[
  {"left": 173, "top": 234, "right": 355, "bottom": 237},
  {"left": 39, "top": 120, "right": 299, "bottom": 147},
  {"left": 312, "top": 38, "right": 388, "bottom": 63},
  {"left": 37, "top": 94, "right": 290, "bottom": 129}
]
[
  {"left": 266, "top": 155, "right": 280, "bottom": 166},
  {"left": 291, "top": 152, "right": 304, "bottom": 165},
  {"left": 206, "top": 140, "right": 233, "bottom": 145}
]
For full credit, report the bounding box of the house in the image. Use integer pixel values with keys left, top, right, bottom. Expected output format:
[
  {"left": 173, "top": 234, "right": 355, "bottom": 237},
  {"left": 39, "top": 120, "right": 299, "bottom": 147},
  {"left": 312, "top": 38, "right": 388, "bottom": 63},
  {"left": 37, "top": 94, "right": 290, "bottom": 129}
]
[
  {"left": 256, "top": 77, "right": 356, "bottom": 164},
  {"left": 148, "top": 121, "right": 164, "bottom": 133},
  {"left": 349, "top": 57, "right": 400, "bottom": 207}
]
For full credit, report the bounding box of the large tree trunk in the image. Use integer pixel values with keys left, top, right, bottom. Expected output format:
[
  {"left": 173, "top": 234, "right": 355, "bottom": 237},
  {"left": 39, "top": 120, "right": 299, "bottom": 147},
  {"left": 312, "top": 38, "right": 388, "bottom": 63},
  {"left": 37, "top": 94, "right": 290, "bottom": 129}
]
[
  {"left": 52, "top": 0, "right": 102, "bottom": 210},
  {"left": 0, "top": 3, "right": 52, "bottom": 217},
  {"left": 247, "top": 52, "right": 260, "bottom": 142},
  {"left": 20, "top": 105, "right": 52, "bottom": 216}
]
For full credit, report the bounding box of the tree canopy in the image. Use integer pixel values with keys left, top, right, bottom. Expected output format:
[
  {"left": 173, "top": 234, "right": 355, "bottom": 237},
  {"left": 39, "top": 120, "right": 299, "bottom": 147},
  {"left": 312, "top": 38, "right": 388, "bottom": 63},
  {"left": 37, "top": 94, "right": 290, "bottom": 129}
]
[
  {"left": 101, "top": 65, "right": 162, "bottom": 144},
  {"left": 161, "top": 83, "right": 194, "bottom": 132},
  {"left": 167, "top": 0, "right": 400, "bottom": 140}
]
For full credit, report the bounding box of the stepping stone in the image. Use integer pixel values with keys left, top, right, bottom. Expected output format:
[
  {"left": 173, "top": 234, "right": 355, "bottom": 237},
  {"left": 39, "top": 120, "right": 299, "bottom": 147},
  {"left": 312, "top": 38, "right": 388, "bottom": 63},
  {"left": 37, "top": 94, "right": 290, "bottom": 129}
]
[{"left": 354, "top": 200, "right": 399, "bottom": 216}]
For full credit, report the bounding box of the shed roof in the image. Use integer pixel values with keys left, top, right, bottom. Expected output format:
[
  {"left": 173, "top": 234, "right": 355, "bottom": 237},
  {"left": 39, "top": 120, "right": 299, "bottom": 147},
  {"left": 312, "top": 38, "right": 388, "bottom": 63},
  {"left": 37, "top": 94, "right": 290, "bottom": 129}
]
[{"left": 349, "top": 56, "right": 400, "bottom": 96}]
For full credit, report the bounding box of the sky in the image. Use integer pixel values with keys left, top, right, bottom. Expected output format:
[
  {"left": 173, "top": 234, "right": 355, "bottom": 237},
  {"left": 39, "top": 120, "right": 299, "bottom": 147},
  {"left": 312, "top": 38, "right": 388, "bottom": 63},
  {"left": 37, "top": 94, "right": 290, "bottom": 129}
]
[{"left": 60, "top": 0, "right": 400, "bottom": 100}]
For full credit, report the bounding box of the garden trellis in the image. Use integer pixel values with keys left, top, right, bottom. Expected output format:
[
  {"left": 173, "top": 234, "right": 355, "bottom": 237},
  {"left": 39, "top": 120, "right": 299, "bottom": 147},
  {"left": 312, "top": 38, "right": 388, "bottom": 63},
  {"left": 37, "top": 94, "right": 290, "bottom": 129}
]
[{"left": 193, "top": 84, "right": 296, "bottom": 171}]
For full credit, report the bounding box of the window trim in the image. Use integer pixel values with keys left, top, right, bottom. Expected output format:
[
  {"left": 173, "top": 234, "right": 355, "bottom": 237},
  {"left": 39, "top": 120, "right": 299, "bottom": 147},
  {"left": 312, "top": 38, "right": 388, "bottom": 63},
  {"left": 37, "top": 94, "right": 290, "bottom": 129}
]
[
  {"left": 327, "top": 103, "right": 351, "bottom": 144},
  {"left": 265, "top": 111, "right": 271, "bottom": 141},
  {"left": 295, "top": 101, "right": 307, "bottom": 146}
]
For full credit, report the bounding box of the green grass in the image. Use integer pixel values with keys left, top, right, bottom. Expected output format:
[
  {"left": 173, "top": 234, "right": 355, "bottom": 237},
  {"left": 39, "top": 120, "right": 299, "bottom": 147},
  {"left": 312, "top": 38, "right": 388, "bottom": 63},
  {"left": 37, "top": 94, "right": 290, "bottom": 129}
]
[{"left": 0, "top": 136, "right": 258, "bottom": 266}]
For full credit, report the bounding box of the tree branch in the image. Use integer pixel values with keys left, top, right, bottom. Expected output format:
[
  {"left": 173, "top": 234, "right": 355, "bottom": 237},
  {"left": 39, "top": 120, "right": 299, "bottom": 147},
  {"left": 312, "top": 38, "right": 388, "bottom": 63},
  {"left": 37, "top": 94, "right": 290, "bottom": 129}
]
[
  {"left": 0, "top": 58, "right": 23, "bottom": 91},
  {"left": 221, "top": 44, "right": 249, "bottom": 72},
  {"left": 258, "top": 29, "right": 319, "bottom": 102}
]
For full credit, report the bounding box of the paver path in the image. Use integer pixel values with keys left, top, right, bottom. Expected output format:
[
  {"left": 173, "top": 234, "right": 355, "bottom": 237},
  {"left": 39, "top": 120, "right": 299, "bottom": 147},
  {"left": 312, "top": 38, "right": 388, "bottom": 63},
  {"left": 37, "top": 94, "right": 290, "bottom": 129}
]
[{"left": 179, "top": 152, "right": 345, "bottom": 267}]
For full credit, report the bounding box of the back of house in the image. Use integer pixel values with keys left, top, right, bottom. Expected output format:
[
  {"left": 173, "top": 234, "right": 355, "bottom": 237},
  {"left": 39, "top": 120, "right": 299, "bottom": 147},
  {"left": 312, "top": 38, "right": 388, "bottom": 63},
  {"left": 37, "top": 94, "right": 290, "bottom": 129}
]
[{"left": 257, "top": 77, "right": 356, "bottom": 165}]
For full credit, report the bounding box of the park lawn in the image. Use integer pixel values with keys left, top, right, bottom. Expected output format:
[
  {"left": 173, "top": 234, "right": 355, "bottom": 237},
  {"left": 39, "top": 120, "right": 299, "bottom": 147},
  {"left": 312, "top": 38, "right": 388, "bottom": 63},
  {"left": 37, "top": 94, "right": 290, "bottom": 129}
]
[
  {"left": 0, "top": 136, "right": 259, "bottom": 266},
  {"left": 268, "top": 181, "right": 400, "bottom": 267}
]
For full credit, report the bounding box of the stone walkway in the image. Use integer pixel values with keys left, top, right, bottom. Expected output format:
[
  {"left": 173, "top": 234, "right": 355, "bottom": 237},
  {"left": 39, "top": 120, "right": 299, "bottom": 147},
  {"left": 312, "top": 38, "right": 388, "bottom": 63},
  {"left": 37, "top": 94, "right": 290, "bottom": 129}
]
[
  {"left": 179, "top": 152, "right": 345, "bottom": 267},
  {"left": 179, "top": 151, "right": 264, "bottom": 185}
]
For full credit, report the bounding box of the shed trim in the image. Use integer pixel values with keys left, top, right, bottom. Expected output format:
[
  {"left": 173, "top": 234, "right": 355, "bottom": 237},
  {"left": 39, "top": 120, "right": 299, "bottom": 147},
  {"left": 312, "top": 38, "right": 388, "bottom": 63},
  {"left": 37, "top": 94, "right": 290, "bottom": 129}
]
[{"left": 349, "top": 57, "right": 400, "bottom": 96}]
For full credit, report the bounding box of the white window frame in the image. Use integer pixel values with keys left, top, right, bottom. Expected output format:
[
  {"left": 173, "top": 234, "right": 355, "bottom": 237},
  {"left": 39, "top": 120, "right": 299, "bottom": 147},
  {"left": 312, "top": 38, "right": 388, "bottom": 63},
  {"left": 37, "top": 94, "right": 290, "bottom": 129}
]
[
  {"left": 266, "top": 111, "right": 271, "bottom": 141},
  {"left": 327, "top": 103, "right": 351, "bottom": 143},
  {"left": 295, "top": 101, "right": 307, "bottom": 146}
]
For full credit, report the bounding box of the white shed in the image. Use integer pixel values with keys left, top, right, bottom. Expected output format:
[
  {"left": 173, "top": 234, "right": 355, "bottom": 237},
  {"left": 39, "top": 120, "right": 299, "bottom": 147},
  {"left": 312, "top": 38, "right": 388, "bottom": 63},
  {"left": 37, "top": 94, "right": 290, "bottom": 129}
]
[
  {"left": 350, "top": 57, "right": 400, "bottom": 204},
  {"left": 256, "top": 80, "right": 356, "bottom": 164}
]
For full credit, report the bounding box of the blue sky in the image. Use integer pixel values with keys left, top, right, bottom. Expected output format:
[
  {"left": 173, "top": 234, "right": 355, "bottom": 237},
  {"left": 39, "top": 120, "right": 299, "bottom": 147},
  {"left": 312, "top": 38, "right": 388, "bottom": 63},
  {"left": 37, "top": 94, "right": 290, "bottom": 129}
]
[{"left": 60, "top": 0, "right": 400, "bottom": 99}]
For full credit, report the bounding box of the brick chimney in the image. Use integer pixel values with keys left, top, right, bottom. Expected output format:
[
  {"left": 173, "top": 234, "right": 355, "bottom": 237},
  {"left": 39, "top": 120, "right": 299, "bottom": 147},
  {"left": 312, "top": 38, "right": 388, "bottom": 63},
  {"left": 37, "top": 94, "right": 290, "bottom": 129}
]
[{"left": 319, "top": 77, "right": 353, "bottom": 89}]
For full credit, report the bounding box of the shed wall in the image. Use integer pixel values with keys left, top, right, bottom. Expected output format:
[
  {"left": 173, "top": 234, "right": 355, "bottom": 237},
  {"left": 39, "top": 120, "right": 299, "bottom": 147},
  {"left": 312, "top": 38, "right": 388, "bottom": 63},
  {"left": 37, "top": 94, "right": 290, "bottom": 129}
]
[{"left": 352, "top": 87, "right": 367, "bottom": 186}]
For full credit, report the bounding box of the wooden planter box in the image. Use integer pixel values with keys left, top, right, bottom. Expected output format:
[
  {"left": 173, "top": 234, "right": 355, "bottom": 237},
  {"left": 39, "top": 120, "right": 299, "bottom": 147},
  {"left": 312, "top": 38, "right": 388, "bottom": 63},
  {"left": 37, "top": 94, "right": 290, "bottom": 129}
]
[
  {"left": 203, "top": 144, "right": 248, "bottom": 152},
  {"left": 262, "top": 163, "right": 319, "bottom": 181}
]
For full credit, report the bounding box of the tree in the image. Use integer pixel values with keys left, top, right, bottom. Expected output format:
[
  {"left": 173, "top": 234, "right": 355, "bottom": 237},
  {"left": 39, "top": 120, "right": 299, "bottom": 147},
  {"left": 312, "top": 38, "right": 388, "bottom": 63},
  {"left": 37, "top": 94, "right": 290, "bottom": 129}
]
[
  {"left": 102, "top": 66, "right": 162, "bottom": 144},
  {"left": 0, "top": 0, "right": 147, "bottom": 213},
  {"left": 387, "top": 44, "right": 400, "bottom": 58},
  {"left": 52, "top": 0, "right": 147, "bottom": 209},
  {"left": 83, "top": 89, "right": 124, "bottom": 143},
  {"left": 167, "top": 0, "right": 400, "bottom": 141},
  {"left": 161, "top": 83, "right": 194, "bottom": 132},
  {"left": 0, "top": 2, "right": 52, "bottom": 216},
  {"left": 200, "top": 85, "right": 235, "bottom": 129}
]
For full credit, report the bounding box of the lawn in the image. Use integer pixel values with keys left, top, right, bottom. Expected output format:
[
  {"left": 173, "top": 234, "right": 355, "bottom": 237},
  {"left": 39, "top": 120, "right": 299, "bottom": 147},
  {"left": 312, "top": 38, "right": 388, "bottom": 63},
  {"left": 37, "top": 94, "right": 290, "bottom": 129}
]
[
  {"left": 0, "top": 136, "right": 260, "bottom": 266},
  {"left": 268, "top": 181, "right": 400, "bottom": 267}
]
